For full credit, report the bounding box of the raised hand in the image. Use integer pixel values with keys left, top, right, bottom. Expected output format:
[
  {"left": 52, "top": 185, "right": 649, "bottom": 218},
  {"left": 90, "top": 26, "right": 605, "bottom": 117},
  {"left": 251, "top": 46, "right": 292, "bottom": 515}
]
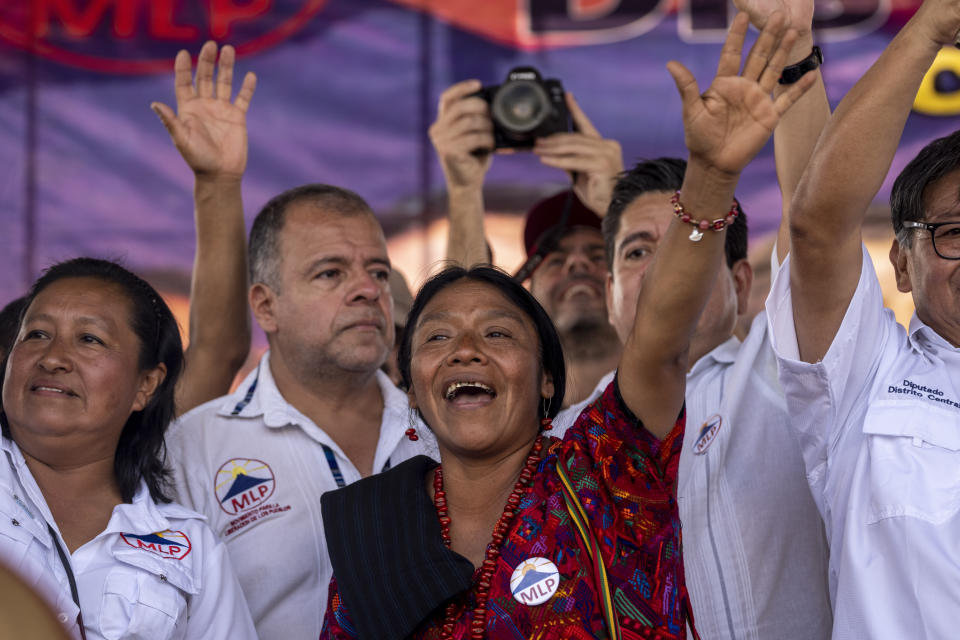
[
  {"left": 533, "top": 93, "right": 623, "bottom": 216},
  {"left": 910, "top": 0, "right": 960, "bottom": 46},
  {"left": 666, "top": 11, "right": 815, "bottom": 177},
  {"left": 151, "top": 41, "right": 257, "bottom": 179},
  {"left": 429, "top": 80, "right": 494, "bottom": 191},
  {"left": 733, "top": 0, "right": 814, "bottom": 34}
]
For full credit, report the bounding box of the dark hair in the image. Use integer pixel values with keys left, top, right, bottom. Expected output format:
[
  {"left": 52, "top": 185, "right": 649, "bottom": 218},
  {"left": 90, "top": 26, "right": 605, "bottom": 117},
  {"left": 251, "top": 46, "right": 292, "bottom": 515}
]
[
  {"left": 603, "top": 157, "right": 748, "bottom": 270},
  {"left": 0, "top": 258, "right": 183, "bottom": 504},
  {"left": 249, "top": 184, "right": 375, "bottom": 288},
  {"left": 397, "top": 266, "right": 565, "bottom": 419},
  {"left": 0, "top": 296, "right": 27, "bottom": 361},
  {"left": 891, "top": 129, "right": 960, "bottom": 245}
]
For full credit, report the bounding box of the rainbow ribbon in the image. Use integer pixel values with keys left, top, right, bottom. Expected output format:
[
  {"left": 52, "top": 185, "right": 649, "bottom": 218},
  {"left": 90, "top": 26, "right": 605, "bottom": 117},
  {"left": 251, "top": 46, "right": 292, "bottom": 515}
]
[{"left": 556, "top": 458, "right": 621, "bottom": 640}]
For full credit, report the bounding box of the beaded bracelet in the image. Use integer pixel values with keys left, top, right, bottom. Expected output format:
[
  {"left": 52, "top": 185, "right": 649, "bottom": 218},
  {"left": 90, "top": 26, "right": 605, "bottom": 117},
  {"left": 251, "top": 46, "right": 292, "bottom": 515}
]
[{"left": 671, "top": 191, "right": 740, "bottom": 242}]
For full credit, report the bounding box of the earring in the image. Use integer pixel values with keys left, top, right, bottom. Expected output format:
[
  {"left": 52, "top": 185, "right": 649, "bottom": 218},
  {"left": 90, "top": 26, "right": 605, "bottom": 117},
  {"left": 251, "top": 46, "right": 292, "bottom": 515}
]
[
  {"left": 403, "top": 409, "right": 420, "bottom": 442},
  {"left": 540, "top": 398, "right": 553, "bottom": 431}
]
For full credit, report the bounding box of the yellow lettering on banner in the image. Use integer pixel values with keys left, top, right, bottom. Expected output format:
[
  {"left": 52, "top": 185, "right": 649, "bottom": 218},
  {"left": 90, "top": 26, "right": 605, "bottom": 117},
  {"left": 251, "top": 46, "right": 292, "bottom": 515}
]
[{"left": 914, "top": 47, "right": 960, "bottom": 116}]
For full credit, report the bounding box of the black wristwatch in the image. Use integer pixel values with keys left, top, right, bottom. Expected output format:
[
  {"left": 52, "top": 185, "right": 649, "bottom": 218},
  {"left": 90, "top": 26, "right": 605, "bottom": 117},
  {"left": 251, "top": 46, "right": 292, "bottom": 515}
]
[{"left": 778, "top": 46, "right": 823, "bottom": 85}]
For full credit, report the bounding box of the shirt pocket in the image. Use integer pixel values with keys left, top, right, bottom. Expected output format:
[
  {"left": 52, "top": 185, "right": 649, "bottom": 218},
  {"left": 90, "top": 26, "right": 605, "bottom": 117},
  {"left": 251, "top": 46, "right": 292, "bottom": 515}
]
[
  {"left": 862, "top": 403, "right": 960, "bottom": 525},
  {"left": 99, "top": 568, "right": 187, "bottom": 640},
  {"left": 0, "top": 491, "right": 45, "bottom": 549}
]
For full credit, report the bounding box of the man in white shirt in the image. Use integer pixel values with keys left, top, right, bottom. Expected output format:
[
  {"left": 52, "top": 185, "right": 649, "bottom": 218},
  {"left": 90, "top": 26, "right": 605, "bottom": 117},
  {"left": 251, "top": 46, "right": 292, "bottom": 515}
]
[
  {"left": 765, "top": 0, "right": 960, "bottom": 637},
  {"left": 553, "top": 2, "right": 835, "bottom": 637},
  {"left": 165, "top": 184, "right": 436, "bottom": 640}
]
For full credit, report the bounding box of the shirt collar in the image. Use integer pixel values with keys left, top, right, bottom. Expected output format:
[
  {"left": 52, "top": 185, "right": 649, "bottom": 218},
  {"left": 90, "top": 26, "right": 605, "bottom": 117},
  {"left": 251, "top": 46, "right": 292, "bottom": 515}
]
[
  {"left": 103, "top": 484, "right": 194, "bottom": 538},
  {"left": 689, "top": 334, "right": 740, "bottom": 377},
  {"left": 908, "top": 313, "right": 960, "bottom": 352},
  {"left": 216, "top": 351, "right": 432, "bottom": 455},
  {"left": 216, "top": 353, "right": 267, "bottom": 417},
  {"left": 214, "top": 350, "right": 310, "bottom": 427},
  {"left": 378, "top": 368, "right": 415, "bottom": 438}
]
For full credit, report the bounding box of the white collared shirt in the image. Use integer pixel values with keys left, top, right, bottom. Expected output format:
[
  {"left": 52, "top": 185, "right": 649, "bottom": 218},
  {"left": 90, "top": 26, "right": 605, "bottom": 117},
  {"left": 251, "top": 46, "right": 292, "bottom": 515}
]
[
  {"left": 0, "top": 438, "right": 255, "bottom": 640},
  {"left": 767, "top": 247, "right": 960, "bottom": 639},
  {"left": 553, "top": 314, "right": 832, "bottom": 640},
  {"left": 165, "top": 352, "right": 436, "bottom": 640}
]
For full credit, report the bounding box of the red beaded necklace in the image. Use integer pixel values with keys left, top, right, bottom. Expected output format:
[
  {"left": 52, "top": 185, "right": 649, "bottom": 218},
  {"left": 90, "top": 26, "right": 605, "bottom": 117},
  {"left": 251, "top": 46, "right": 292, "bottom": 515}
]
[{"left": 432, "top": 433, "right": 544, "bottom": 640}]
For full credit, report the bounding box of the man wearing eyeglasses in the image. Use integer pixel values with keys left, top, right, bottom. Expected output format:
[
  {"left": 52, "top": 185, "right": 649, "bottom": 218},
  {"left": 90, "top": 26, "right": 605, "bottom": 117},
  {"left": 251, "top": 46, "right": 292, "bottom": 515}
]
[{"left": 766, "top": 1, "right": 960, "bottom": 637}]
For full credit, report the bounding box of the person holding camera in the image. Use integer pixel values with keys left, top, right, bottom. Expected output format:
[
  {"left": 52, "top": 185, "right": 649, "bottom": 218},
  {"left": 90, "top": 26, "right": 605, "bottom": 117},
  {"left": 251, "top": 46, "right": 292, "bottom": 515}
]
[{"left": 430, "top": 74, "right": 624, "bottom": 407}]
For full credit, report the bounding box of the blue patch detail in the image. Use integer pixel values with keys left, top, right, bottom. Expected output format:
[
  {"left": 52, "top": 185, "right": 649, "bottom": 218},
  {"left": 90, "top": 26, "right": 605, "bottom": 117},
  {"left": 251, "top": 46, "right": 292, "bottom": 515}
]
[
  {"left": 221, "top": 474, "right": 271, "bottom": 502},
  {"left": 512, "top": 569, "right": 557, "bottom": 594}
]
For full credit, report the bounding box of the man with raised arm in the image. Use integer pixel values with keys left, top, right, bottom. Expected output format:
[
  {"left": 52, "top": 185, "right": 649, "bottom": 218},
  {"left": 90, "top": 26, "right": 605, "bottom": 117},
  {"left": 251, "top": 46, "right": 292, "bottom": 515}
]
[
  {"left": 551, "top": 1, "right": 834, "bottom": 637},
  {"left": 151, "top": 42, "right": 255, "bottom": 414},
  {"left": 158, "top": 47, "right": 436, "bottom": 640},
  {"left": 430, "top": 87, "right": 624, "bottom": 405},
  {"left": 767, "top": 0, "right": 960, "bottom": 636}
]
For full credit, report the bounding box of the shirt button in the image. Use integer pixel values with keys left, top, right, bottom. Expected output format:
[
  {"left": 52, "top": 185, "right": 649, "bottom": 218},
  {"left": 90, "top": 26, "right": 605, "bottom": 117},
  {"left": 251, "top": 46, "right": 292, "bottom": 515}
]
[
  {"left": 11, "top": 519, "right": 20, "bottom": 527},
  {"left": 159, "top": 574, "right": 167, "bottom": 582},
  {"left": 57, "top": 613, "right": 69, "bottom": 623}
]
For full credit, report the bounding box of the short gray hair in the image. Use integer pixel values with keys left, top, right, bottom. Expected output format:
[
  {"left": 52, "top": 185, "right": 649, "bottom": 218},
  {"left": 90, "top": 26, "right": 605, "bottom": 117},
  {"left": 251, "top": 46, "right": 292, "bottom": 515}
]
[{"left": 248, "top": 184, "right": 374, "bottom": 289}]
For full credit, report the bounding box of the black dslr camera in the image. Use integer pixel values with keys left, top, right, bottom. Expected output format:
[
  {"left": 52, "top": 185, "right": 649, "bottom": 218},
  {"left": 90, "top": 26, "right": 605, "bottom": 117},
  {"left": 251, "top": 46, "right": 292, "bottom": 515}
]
[{"left": 475, "top": 66, "right": 570, "bottom": 151}]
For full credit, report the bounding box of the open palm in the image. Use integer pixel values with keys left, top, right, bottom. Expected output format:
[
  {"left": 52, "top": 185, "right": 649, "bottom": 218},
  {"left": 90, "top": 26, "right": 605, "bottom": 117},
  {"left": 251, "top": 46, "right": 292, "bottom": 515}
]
[
  {"left": 667, "top": 11, "right": 815, "bottom": 176},
  {"left": 152, "top": 42, "right": 256, "bottom": 178}
]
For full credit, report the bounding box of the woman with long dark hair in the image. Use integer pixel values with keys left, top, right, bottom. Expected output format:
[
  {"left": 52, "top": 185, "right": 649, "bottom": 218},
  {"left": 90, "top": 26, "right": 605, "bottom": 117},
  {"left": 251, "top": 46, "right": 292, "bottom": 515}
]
[
  {"left": 0, "top": 258, "right": 256, "bottom": 639},
  {"left": 320, "top": 12, "right": 815, "bottom": 639}
]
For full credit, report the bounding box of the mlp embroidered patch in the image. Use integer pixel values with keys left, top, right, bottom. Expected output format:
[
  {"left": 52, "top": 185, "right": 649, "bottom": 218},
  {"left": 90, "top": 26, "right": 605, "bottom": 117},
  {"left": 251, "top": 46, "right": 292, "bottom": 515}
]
[
  {"left": 693, "top": 414, "right": 723, "bottom": 455},
  {"left": 510, "top": 557, "right": 560, "bottom": 605},
  {"left": 215, "top": 458, "right": 277, "bottom": 515},
  {"left": 120, "top": 530, "right": 192, "bottom": 560}
]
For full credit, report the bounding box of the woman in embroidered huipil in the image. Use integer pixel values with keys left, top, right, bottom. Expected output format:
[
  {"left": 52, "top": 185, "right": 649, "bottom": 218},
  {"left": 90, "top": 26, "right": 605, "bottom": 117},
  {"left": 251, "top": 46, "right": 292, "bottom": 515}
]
[{"left": 320, "top": 11, "right": 815, "bottom": 640}]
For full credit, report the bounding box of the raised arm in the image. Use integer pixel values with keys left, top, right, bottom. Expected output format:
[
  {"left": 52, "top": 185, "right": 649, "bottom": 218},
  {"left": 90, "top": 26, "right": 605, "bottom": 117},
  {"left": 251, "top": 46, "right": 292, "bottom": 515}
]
[
  {"left": 621, "top": 12, "right": 815, "bottom": 437},
  {"left": 430, "top": 80, "right": 494, "bottom": 268},
  {"left": 533, "top": 93, "right": 624, "bottom": 217},
  {"left": 734, "top": 0, "right": 831, "bottom": 264},
  {"left": 788, "top": 0, "right": 960, "bottom": 362},
  {"left": 151, "top": 42, "right": 256, "bottom": 413}
]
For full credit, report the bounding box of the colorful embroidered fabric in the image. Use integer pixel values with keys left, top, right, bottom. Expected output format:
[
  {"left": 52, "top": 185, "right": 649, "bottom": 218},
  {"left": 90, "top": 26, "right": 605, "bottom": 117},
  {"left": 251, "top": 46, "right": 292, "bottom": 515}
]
[{"left": 321, "top": 380, "right": 690, "bottom": 639}]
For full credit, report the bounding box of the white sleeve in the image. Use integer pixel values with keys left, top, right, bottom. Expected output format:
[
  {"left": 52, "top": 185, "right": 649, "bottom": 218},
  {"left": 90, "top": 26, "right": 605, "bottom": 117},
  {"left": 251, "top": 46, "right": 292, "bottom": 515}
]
[
  {"left": 765, "top": 247, "right": 893, "bottom": 498},
  {"left": 184, "top": 524, "right": 257, "bottom": 640},
  {"left": 164, "top": 418, "right": 205, "bottom": 514},
  {"left": 770, "top": 240, "right": 781, "bottom": 276}
]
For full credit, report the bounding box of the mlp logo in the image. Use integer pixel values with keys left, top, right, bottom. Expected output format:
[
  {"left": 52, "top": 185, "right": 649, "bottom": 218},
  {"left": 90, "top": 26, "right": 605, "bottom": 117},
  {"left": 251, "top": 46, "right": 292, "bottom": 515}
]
[
  {"left": 693, "top": 414, "right": 723, "bottom": 455},
  {"left": 510, "top": 557, "right": 560, "bottom": 606},
  {"left": 215, "top": 458, "right": 277, "bottom": 516},
  {"left": 120, "top": 530, "right": 192, "bottom": 560}
]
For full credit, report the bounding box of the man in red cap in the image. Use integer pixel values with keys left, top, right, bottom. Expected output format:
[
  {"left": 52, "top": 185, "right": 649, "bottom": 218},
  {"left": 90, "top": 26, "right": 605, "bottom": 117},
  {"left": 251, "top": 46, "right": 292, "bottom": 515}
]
[{"left": 429, "top": 85, "right": 623, "bottom": 405}]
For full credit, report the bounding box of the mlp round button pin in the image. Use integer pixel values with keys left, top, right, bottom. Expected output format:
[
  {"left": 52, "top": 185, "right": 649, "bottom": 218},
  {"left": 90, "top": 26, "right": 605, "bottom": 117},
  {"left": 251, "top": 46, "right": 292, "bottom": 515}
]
[{"left": 510, "top": 557, "right": 560, "bottom": 605}]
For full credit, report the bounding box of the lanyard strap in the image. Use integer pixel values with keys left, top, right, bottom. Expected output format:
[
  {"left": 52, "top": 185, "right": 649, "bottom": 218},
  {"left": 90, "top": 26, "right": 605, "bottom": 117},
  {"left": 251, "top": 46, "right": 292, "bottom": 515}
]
[
  {"left": 321, "top": 444, "right": 347, "bottom": 488},
  {"left": 47, "top": 523, "right": 87, "bottom": 640},
  {"left": 230, "top": 363, "right": 261, "bottom": 415},
  {"left": 321, "top": 444, "right": 392, "bottom": 489}
]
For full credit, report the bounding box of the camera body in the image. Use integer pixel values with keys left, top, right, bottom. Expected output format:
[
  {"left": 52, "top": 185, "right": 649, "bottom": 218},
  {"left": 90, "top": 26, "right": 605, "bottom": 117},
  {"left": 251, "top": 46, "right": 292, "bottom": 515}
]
[{"left": 474, "top": 66, "right": 570, "bottom": 150}]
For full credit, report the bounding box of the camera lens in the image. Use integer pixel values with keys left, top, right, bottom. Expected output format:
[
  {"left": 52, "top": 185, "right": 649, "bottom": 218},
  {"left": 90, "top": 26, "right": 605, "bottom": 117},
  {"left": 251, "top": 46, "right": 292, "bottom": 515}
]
[{"left": 491, "top": 80, "right": 551, "bottom": 135}]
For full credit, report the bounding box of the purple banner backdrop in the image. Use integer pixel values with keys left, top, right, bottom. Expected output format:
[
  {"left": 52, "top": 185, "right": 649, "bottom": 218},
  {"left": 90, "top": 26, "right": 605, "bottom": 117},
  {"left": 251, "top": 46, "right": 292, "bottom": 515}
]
[{"left": 1, "top": 0, "right": 959, "bottom": 309}]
